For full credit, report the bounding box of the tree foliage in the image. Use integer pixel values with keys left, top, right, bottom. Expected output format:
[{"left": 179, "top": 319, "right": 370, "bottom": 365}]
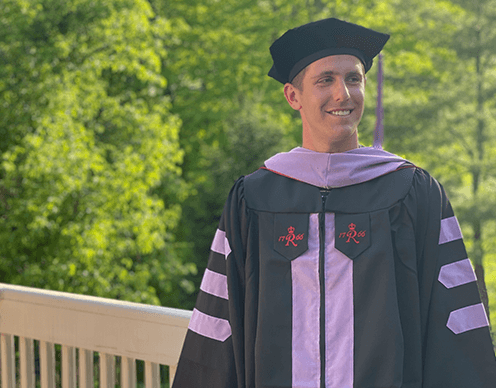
[{"left": 0, "top": 0, "right": 193, "bottom": 305}]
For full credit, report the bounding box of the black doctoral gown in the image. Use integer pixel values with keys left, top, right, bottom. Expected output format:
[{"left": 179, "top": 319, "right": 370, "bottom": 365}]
[{"left": 172, "top": 147, "right": 496, "bottom": 388}]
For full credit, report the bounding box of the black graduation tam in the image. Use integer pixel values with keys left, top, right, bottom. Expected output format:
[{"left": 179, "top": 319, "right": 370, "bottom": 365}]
[{"left": 268, "top": 18, "right": 390, "bottom": 84}]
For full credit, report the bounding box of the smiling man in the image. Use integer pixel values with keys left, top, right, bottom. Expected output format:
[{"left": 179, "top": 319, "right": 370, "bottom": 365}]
[{"left": 172, "top": 18, "right": 496, "bottom": 388}]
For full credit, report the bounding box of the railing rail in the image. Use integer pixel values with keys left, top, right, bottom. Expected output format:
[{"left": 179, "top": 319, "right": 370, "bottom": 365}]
[{"left": 0, "top": 283, "right": 192, "bottom": 387}]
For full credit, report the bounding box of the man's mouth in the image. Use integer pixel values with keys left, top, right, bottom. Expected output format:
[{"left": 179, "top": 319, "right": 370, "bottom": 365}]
[{"left": 327, "top": 109, "right": 353, "bottom": 116}]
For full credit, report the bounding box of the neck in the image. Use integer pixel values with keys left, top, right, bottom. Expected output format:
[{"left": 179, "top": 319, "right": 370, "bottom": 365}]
[{"left": 302, "top": 129, "right": 359, "bottom": 154}]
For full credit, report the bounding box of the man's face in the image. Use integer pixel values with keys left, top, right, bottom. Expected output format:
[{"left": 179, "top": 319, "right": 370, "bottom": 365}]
[{"left": 284, "top": 55, "right": 366, "bottom": 153}]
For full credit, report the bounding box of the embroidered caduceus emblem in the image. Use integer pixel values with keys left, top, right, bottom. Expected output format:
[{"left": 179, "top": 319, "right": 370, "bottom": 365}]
[
  {"left": 279, "top": 226, "right": 305, "bottom": 247},
  {"left": 339, "top": 223, "right": 366, "bottom": 244}
]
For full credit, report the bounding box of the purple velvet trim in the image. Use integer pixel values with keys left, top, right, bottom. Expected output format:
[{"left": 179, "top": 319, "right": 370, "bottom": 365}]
[
  {"left": 447, "top": 303, "right": 489, "bottom": 335},
  {"left": 324, "top": 213, "right": 354, "bottom": 388},
  {"left": 290, "top": 213, "right": 354, "bottom": 387},
  {"left": 291, "top": 214, "right": 321, "bottom": 386},
  {"left": 438, "top": 258, "right": 476, "bottom": 289},
  {"left": 210, "top": 229, "right": 232, "bottom": 259},
  {"left": 264, "top": 147, "right": 407, "bottom": 189},
  {"left": 200, "top": 269, "right": 229, "bottom": 300},
  {"left": 188, "top": 308, "right": 232, "bottom": 342},
  {"left": 439, "top": 216, "right": 463, "bottom": 245}
]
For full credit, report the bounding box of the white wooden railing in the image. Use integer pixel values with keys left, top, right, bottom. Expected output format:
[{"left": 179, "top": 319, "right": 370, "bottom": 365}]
[{"left": 0, "top": 283, "right": 192, "bottom": 387}]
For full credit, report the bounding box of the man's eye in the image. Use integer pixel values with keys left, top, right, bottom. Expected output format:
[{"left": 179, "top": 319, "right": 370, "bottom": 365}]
[
  {"left": 319, "top": 77, "right": 333, "bottom": 83},
  {"left": 348, "top": 77, "right": 361, "bottom": 83}
]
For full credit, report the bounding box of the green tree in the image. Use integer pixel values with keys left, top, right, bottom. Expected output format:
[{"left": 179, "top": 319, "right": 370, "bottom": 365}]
[{"left": 0, "top": 0, "right": 193, "bottom": 305}]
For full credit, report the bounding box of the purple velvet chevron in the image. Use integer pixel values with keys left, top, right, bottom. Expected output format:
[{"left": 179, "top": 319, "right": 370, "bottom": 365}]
[
  {"left": 438, "top": 259, "right": 476, "bottom": 289},
  {"left": 439, "top": 216, "right": 463, "bottom": 245},
  {"left": 447, "top": 304, "right": 489, "bottom": 335},
  {"left": 189, "top": 308, "right": 232, "bottom": 342},
  {"left": 210, "top": 229, "right": 232, "bottom": 259},
  {"left": 200, "top": 269, "right": 229, "bottom": 300}
]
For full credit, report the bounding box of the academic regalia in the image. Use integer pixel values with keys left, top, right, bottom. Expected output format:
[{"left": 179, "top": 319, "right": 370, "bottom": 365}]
[{"left": 172, "top": 147, "right": 496, "bottom": 388}]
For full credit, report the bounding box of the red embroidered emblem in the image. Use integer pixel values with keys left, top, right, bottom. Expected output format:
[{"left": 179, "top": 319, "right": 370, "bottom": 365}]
[
  {"left": 279, "top": 226, "right": 305, "bottom": 247},
  {"left": 339, "top": 223, "right": 366, "bottom": 244}
]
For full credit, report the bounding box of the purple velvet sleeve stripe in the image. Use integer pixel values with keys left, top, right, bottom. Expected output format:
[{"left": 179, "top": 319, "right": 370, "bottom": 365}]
[
  {"left": 200, "top": 269, "right": 229, "bottom": 300},
  {"left": 438, "top": 258, "right": 477, "bottom": 289},
  {"left": 447, "top": 303, "right": 489, "bottom": 335},
  {"left": 439, "top": 216, "right": 463, "bottom": 245},
  {"left": 188, "top": 308, "right": 232, "bottom": 342},
  {"left": 210, "top": 229, "right": 232, "bottom": 259}
]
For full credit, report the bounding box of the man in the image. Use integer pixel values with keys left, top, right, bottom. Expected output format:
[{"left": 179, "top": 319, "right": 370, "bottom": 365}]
[{"left": 172, "top": 18, "right": 496, "bottom": 387}]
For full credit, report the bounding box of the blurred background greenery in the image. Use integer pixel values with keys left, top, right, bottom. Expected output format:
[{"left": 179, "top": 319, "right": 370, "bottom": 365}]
[{"left": 1, "top": 0, "right": 495, "bottom": 336}]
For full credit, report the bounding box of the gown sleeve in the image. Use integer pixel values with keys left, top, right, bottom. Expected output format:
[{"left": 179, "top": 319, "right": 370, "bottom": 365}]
[
  {"left": 171, "top": 177, "right": 247, "bottom": 388},
  {"left": 413, "top": 169, "right": 496, "bottom": 387}
]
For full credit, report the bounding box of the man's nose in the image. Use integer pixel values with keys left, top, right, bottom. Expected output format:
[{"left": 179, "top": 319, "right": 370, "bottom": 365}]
[{"left": 334, "top": 79, "right": 351, "bottom": 101}]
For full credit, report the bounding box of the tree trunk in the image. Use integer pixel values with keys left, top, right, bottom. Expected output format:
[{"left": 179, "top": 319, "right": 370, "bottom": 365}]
[
  {"left": 472, "top": 23, "right": 490, "bottom": 322},
  {"left": 472, "top": 217, "right": 490, "bottom": 323}
]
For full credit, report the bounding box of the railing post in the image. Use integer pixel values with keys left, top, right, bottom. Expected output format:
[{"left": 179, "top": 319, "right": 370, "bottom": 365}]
[
  {"left": 62, "top": 345, "right": 76, "bottom": 388},
  {"left": 145, "top": 360, "right": 160, "bottom": 388},
  {"left": 19, "top": 337, "right": 35, "bottom": 388},
  {"left": 1, "top": 333, "right": 16, "bottom": 388},
  {"left": 100, "top": 352, "right": 115, "bottom": 388},
  {"left": 78, "top": 349, "right": 94, "bottom": 388},
  {"left": 169, "top": 364, "right": 177, "bottom": 387},
  {"left": 40, "top": 341, "right": 56, "bottom": 388},
  {"left": 121, "top": 356, "right": 136, "bottom": 388}
]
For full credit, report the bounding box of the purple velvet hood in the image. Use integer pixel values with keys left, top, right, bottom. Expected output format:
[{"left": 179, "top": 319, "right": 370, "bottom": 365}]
[{"left": 264, "top": 146, "right": 408, "bottom": 189}]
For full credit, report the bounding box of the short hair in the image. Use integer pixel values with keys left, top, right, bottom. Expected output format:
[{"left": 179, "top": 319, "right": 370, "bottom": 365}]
[{"left": 291, "top": 67, "right": 307, "bottom": 91}]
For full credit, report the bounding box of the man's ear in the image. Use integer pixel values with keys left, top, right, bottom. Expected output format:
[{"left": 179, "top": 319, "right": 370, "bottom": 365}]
[{"left": 284, "top": 83, "right": 302, "bottom": 110}]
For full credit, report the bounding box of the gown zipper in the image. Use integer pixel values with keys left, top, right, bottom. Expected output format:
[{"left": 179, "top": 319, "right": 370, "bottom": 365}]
[{"left": 319, "top": 190, "right": 330, "bottom": 388}]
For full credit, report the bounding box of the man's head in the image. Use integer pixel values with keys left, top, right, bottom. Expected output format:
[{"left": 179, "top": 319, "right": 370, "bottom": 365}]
[{"left": 268, "top": 18, "right": 389, "bottom": 153}]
